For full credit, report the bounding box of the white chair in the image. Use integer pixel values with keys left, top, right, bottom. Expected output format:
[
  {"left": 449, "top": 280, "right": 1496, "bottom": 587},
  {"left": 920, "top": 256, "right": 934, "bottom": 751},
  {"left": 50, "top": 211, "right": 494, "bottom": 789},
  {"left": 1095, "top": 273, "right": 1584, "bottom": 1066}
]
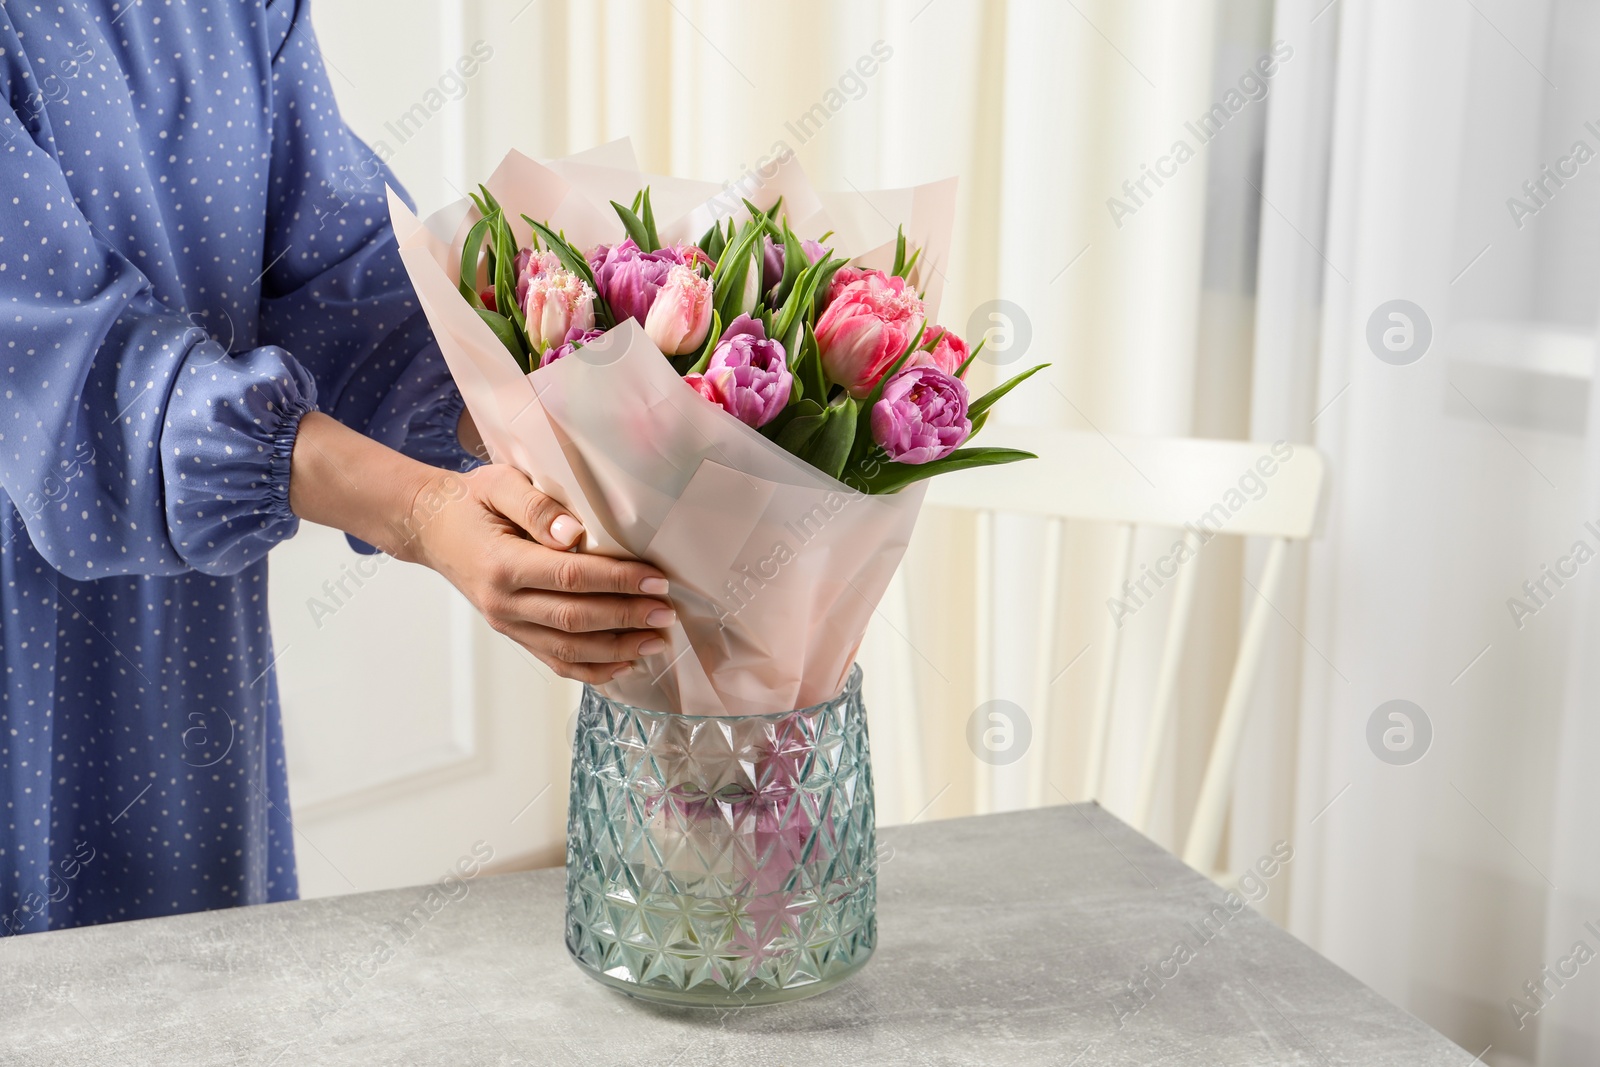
[{"left": 885, "top": 424, "right": 1326, "bottom": 879}]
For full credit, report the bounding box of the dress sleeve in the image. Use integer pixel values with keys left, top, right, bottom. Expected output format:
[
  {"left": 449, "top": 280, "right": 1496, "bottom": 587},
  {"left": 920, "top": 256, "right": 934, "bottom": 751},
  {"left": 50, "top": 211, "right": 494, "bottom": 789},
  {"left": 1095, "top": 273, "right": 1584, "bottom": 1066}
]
[
  {"left": 257, "top": 0, "right": 478, "bottom": 478},
  {"left": 0, "top": 103, "right": 316, "bottom": 581}
]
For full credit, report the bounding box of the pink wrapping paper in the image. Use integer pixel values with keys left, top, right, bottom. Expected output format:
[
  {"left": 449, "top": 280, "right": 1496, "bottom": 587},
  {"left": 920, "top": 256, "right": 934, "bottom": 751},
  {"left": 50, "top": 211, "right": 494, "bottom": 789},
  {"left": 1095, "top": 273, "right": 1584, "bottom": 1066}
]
[{"left": 389, "top": 142, "right": 957, "bottom": 715}]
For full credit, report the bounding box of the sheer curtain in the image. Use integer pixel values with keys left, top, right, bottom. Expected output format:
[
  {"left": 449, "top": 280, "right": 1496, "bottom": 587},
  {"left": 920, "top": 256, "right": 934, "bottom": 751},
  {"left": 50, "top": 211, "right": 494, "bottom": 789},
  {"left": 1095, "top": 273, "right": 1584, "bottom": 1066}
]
[
  {"left": 1541, "top": 356, "right": 1600, "bottom": 1067},
  {"left": 1269, "top": 0, "right": 1600, "bottom": 1064}
]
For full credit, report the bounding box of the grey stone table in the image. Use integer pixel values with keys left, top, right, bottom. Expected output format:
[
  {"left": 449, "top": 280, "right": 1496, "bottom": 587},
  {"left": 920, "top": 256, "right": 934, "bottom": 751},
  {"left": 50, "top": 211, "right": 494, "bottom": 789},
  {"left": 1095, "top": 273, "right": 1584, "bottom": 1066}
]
[{"left": 2, "top": 803, "right": 1472, "bottom": 1066}]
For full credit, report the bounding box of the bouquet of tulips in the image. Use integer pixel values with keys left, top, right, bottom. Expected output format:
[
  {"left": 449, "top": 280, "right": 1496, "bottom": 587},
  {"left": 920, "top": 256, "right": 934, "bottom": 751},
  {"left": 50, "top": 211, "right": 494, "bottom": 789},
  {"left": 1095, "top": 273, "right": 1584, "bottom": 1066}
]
[
  {"left": 390, "top": 142, "right": 1041, "bottom": 715},
  {"left": 459, "top": 185, "right": 1042, "bottom": 493}
]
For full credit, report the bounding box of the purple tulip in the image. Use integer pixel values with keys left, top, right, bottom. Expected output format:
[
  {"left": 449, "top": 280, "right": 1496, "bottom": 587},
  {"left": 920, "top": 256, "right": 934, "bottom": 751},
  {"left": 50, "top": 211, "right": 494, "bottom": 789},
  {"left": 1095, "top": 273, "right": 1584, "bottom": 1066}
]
[
  {"left": 688, "top": 314, "right": 792, "bottom": 428},
  {"left": 870, "top": 365, "right": 971, "bottom": 464},
  {"left": 589, "top": 240, "right": 714, "bottom": 327},
  {"left": 761, "top": 235, "right": 831, "bottom": 293},
  {"left": 589, "top": 240, "right": 671, "bottom": 325},
  {"left": 761, "top": 237, "right": 784, "bottom": 294},
  {"left": 538, "top": 326, "right": 605, "bottom": 369}
]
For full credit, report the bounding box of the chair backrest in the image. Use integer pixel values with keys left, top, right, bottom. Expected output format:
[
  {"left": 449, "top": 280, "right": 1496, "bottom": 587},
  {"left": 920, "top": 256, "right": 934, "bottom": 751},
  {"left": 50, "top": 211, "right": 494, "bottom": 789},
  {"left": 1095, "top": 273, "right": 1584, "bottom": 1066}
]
[{"left": 887, "top": 424, "right": 1326, "bottom": 879}]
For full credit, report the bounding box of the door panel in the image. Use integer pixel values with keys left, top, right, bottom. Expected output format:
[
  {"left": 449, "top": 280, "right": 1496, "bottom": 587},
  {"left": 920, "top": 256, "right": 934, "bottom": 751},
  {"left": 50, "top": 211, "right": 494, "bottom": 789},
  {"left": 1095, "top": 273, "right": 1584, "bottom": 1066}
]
[{"left": 268, "top": 2, "right": 573, "bottom": 898}]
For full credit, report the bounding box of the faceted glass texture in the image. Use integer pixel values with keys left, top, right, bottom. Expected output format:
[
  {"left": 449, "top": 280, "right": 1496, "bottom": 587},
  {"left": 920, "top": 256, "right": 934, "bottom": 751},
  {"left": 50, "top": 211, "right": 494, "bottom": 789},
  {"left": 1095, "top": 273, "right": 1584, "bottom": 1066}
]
[{"left": 564, "top": 665, "right": 876, "bottom": 1007}]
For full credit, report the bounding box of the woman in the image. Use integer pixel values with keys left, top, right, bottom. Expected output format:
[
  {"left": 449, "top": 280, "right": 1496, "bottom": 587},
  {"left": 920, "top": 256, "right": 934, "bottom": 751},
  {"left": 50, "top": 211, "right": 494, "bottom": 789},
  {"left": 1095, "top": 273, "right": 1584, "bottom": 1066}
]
[{"left": 0, "top": 0, "right": 671, "bottom": 933}]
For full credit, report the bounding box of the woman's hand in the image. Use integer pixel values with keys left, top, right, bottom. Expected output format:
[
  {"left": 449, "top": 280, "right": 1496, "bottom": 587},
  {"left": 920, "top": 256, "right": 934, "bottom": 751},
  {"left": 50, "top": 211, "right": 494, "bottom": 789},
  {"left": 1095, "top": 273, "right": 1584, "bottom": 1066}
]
[
  {"left": 401, "top": 465, "right": 675, "bottom": 684},
  {"left": 289, "top": 412, "right": 673, "bottom": 684}
]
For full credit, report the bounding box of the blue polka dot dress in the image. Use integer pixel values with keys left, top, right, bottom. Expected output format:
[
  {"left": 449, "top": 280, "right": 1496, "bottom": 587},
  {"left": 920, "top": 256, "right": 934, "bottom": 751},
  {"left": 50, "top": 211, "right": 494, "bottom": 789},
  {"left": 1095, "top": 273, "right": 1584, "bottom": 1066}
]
[{"left": 0, "top": 0, "right": 474, "bottom": 934}]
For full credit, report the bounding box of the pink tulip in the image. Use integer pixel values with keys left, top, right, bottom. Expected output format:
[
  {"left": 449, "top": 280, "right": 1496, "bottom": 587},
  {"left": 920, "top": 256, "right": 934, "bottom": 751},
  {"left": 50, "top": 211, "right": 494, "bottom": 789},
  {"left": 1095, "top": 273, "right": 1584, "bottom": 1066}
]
[
  {"left": 688, "top": 314, "right": 792, "bottom": 428},
  {"left": 682, "top": 372, "right": 719, "bottom": 405},
  {"left": 523, "top": 269, "right": 596, "bottom": 352},
  {"left": 643, "top": 263, "right": 714, "bottom": 355},
  {"left": 909, "top": 326, "right": 969, "bottom": 376},
  {"left": 661, "top": 243, "right": 715, "bottom": 272},
  {"left": 822, "top": 265, "right": 875, "bottom": 308},
  {"left": 815, "top": 272, "right": 926, "bottom": 398},
  {"left": 514, "top": 248, "right": 561, "bottom": 310}
]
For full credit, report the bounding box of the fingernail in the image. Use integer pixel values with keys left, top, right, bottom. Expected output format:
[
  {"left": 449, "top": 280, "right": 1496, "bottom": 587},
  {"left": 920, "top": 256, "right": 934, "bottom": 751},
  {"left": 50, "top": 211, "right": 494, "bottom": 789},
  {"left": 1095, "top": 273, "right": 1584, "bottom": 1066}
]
[
  {"left": 637, "top": 637, "right": 667, "bottom": 656},
  {"left": 646, "top": 608, "right": 677, "bottom": 628},
  {"left": 610, "top": 664, "right": 632, "bottom": 680},
  {"left": 640, "top": 577, "right": 669, "bottom": 595},
  {"left": 550, "top": 514, "right": 581, "bottom": 547}
]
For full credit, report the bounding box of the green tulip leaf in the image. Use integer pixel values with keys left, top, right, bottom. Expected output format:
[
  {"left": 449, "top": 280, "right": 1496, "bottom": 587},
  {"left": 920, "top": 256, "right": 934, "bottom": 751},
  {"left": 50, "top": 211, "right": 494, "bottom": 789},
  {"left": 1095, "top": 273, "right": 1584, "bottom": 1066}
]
[
  {"left": 709, "top": 216, "right": 767, "bottom": 296},
  {"left": 640, "top": 186, "right": 659, "bottom": 252},
  {"left": 776, "top": 410, "right": 827, "bottom": 455},
  {"left": 684, "top": 309, "right": 723, "bottom": 377},
  {"left": 772, "top": 221, "right": 807, "bottom": 307},
  {"left": 801, "top": 397, "right": 858, "bottom": 480},
  {"left": 715, "top": 250, "right": 753, "bottom": 323},
  {"left": 968, "top": 362, "right": 1050, "bottom": 420},
  {"left": 697, "top": 221, "right": 726, "bottom": 261},
  {"left": 458, "top": 213, "right": 494, "bottom": 308},
  {"left": 772, "top": 256, "right": 822, "bottom": 349},
  {"left": 762, "top": 397, "right": 821, "bottom": 441},
  {"left": 862, "top": 446, "right": 1038, "bottom": 495},
  {"left": 901, "top": 245, "right": 922, "bottom": 281},
  {"left": 956, "top": 338, "right": 984, "bottom": 378},
  {"left": 610, "top": 200, "right": 651, "bottom": 252},
  {"left": 801, "top": 321, "right": 827, "bottom": 411},
  {"left": 476, "top": 309, "right": 528, "bottom": 371},
  {"left": 808, "top": 257, "right": 845, "bottom": 322},
  {"left": 779, "top": 320, "right": 827, "bottom": 412},
  {"left": 490, "top": 211, "right": 529, "bottom": 354}
]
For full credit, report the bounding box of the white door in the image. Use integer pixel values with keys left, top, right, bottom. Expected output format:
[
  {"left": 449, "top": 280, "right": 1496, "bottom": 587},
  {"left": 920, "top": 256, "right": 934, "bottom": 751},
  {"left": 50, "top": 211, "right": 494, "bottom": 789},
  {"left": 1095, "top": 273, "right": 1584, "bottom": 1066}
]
[{"left": 266, "top": 1, "right": 575, "bottom": 898}]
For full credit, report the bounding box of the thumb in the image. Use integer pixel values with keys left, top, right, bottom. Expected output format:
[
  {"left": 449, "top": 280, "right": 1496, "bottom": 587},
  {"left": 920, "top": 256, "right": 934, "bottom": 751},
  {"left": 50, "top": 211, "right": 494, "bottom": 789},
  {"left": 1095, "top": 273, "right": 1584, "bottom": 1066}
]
[{"left": 484, "top": 468, "right": 584, "bottom": 550}]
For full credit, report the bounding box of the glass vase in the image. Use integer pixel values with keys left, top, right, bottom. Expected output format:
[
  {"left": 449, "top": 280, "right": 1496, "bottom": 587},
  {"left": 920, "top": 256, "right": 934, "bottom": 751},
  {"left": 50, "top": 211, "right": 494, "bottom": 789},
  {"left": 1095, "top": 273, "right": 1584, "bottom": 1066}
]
[{"left": 563, "top": 664, "right": 876, "bottom": 1007}]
